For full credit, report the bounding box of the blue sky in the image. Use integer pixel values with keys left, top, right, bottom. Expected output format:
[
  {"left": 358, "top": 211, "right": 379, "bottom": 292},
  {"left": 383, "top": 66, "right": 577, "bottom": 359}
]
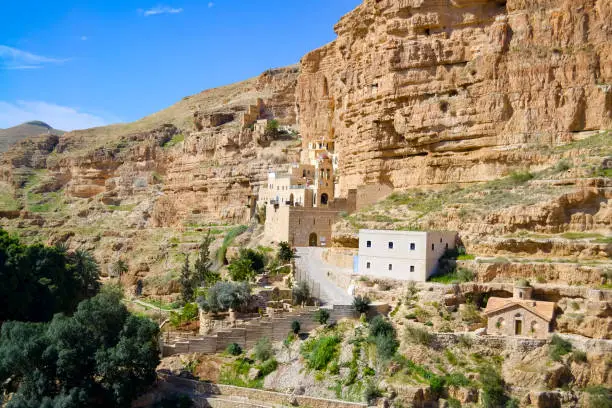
[{"left": 0, "top": 0, "right": 361, "bottom": 131}]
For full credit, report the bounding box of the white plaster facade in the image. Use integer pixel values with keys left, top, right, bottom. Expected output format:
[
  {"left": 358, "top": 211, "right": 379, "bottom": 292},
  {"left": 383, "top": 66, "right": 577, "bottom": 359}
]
[{"left": 357, "top": 230, "right": 457, "bottom": 281}]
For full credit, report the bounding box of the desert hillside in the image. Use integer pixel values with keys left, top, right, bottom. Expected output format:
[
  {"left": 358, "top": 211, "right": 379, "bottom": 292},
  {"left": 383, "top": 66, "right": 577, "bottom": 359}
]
[{"left": 0, "top": 121, "right": 63, "bottom": 153}]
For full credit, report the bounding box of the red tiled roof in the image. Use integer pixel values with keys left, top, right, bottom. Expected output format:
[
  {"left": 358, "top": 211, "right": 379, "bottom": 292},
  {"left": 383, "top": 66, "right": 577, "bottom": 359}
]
[{"left": 484, "top": 297, "right": 555, "bottom": 322}]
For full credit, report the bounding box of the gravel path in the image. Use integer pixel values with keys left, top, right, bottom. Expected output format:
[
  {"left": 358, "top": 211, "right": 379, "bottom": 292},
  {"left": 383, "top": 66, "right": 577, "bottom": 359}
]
[{"left": 294, "top": 247, "right": 353, "bottom": 306}]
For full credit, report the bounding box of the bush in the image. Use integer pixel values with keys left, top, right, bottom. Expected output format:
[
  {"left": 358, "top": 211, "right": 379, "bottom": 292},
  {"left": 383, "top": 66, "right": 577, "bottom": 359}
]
[
  {"left": 585, "top": 386, "right": 612, "bottom": 408},
  {"left": 254, "top": 337, "right": 273, "bottom": 362},
  {"left": 238, "top": 248, "right": 266, "bottom": 272},
  {"left": 405, "top": 325, "right": 433, "bottom": 346},
  {"left": 226, "top": 343, "right": 243, "bottom": 356},
  {"left": 301, "top": 335, "right": 341, "bottom": 370},
  {"left": 197, "top": 281, "right": 251, "bottom": 313},
  {"left": 509, "top": 170, "right": 534, "bottom": 183},
  {"left": 555, "top": 159, "right": 571, "bottom": 172},
  {"left": 258, "top": 359, "right": 278, "bottom": 376},
  {"left": 447, "top": 398, "right": 462, "bottom": 408},
  {"left": 375, "top": 333, "right": 399, "bottom": 360},
  {"left": 429, "top": 375, "right": 446, "bottom": 397},
  {"left": 369, "top": 316, "right": 395, "bottom": 338},
  {"left": 228, "top": 257, "right": 255, "bottom": 282},
  {"left": 293, "top": 280, "right": 311, "bottom": 304},
  {"left": 291, "top": 320, "right": 301, "bottom": 334},
  {"left": 313, "top": 308, "right": 330, "bottom": 325},
  {"left": 278, "top": 241, "right": 294, "bottom": 263},
  {"left": 363, "top": 381, "right": 382, "bottom": 404},
  {"left": 353, "top": 295, "right": 371, "bottom": 314},
  {"left": 549, "top": 335, "right": 573, "bottom": 361},
  {"left": 479, "top": 365, "right": 508, "bottom": 408}
]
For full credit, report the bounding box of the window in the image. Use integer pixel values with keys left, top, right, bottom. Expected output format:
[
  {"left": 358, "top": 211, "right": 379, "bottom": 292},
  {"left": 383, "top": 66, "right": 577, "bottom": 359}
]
[
  {"left": 366, "top": 262, "right": 371, "bottom": 269},
  {"left": 410, "top": 243, "right": 415, "bottom": 250},
  {"left": 388, "top": 241, "right": 394, "bottom": 249},
  {"left": 440, "top": 238, "right": 443, "bottom": 243},
  {"left": 366, "top": 240, "right": 371, "bottom": 248},
  {"left": 445, "top": 243, "right": 448, "bottom": 250},
  {"left": 431, "top": 243, "right": 435, "bottom": 251},
  {"left": 410, "top": 265, "right": 414, "bottom": 272},
  {"left": 388, "top": 264, "right": 392, "bottom": 271}
]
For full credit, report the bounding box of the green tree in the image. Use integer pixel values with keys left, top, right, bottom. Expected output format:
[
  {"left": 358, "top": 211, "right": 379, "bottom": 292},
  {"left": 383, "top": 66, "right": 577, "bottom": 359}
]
[
  {"left": 277, "top": 241, "right": 294, "bottom": 263},
  {"left": 197, "top": 281, "right": 251, "bottom": 314},
  {"left": 228, "top": 257, "right": 255, "bottom": 282},
  {"left": 238, "top": 248, "right": 265, "bottom": 273},
  {"left": 293, "top": 280, "right": 311, "bottom": 305},
  {"left": 313, "top": 309, "right": 330, "bottom": 325},
  {"left": 254, "top": 337, "right": 273, "bottom": 362},
  {"left": 479, "top": 365, "right": 508, "bottom": 408},
  {"left": 0, "top": 290, "right": 159, "bottom": 407},
  {"left": 353, "top": 295, "right": 371, "bottom": 314},
  {"left": 112, "top": 259, "right": 129, "bottom": 278},
  {"left": 291, "top": 320, "right": 301, "bottom": 334},
  {"left": 194, "top": 230, "right": 218, "bottom": 287},
  {"left": 179, "top": 254, "right": 195, "bottom": 303}
]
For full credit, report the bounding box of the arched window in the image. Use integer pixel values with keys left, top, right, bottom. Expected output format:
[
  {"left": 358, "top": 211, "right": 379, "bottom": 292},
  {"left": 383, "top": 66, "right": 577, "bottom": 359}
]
[{"left": 320, "top": 193, "right": 329, "bottom": 205}]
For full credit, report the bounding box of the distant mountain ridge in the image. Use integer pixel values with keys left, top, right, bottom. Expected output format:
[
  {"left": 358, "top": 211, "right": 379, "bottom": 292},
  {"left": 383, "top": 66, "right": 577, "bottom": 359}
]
[{"left": 0, "top": 121, "right": 64, "bottom": 153}]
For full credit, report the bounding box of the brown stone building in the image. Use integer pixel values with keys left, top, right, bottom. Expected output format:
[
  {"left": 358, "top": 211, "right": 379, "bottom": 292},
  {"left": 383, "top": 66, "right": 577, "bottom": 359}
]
[{"left": 484, "top": 285, "right": 556, "bottom": 339}]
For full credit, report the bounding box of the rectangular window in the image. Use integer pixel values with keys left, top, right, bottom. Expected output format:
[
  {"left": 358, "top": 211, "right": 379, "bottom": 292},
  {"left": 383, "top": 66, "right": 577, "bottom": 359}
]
[
  {"left": 366, "top": 262, "right": 371, "bottom": 269},
  {"left": 388, "top": 241, "right": 394, "bottom": 249},
  {"left": 410, "top": 243, "right": 415, "bottom": 250},
  {"left": 410, "top": 265, "right": 415, "bottom": 272},
  {"left": 431, "top": 243, "right": 435, "bottom": 251},
  {"left": 366, "top": 240, "right": 371, "bottom": 248},
  {"left": 388, "top": 264, "right": 392, "bottom": 271}
]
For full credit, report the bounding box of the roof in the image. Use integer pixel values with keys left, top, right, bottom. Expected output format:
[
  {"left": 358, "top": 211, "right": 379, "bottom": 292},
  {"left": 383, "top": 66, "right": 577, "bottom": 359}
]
[
  {"left": 358, "top": 229, "right": 455, "bottom": 236},
  {"left": 484, "top": 297, "right": 555, "bottom": 322}
]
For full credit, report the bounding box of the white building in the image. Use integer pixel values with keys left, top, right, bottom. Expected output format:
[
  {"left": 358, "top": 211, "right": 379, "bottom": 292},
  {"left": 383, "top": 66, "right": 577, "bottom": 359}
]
[{"left": 357, "top": 230, "right": 457, "bottom": 281}]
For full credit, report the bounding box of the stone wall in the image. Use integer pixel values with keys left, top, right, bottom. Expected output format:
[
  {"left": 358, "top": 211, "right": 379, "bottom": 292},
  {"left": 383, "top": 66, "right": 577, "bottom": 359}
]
[
  {"left": 356, "top": 183, "right": 393, "bottom": 211},
  {"left": 163, "top": 305, "right": 359, "bottom": 357},
  {"left": 322, "top": 247, "right": 357, "bottom": 270}
]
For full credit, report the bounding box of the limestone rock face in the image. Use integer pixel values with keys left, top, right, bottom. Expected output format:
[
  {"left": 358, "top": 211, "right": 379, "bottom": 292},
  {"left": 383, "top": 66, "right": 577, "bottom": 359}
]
[{"left": 296, "top": 0, "right": 612, "bottom": 194}]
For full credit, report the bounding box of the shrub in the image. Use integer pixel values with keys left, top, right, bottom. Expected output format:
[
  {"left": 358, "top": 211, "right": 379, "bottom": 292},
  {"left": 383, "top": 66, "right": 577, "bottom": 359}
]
[
  {"left": 278, "top": 241, "right": 294, "bottom": 263},
  {"left": 461, "top": 302, "right": 482, "bottom": 325},
  {"left": 226, "top": 343, "right": 243, "bottom": 356},
  {"left": 258, "top": 359, "right": 278, "bottom": 376},
  {"left": 405, "top": 325, "right": 433, "bottom": 346},
  {"left": 549, "top": 335, "right": 573, "bottom": 361},
  {"left": 238, "top": 248, "right": 266, "bottom": 272},
  {"left": 570, "top": 350, "right": 587, "bottom": 363},
  {"left": 363, "top": 381, "right": 382, "bottom": 404},
  {"left": 555, "top": 159, "right": 571, "bottom": 172},
  {"left": 301, "top": 335, "right": 340, "bottom": 370},
  {"left": 291, "top": 320, "right": 301, "bottom": 334},
  {"left": 429, "top": 375, "right": 446, "bottom": 397},
  {"left": 197, "top": 281, "right": 251, "bottom": 313},
  {"left": 353, "top": 295, "right": 371, "bottom": 314},
  {"left": 228, "top": 257, "right": 255, "bottom": 282},
  {"left": 375, "top": 333, "right": 399, "bottom": 360},
  {"left": 447, "top": 398, "right": 462, "bottom": 408},
  {"left": 293, "top": 280, "right": 311, "bottom": 304},
  {"left": 369, "top": 316, "right": 395, "bottom": 338},
  {"left": 254, "top": 337, "right": 273, "bottom": 362},
  {"left": 313, "top": 308, "right": 330, "bottom": 325},
  {"left": 516, "top": 279, "right": 531, "bottom": 287},
  {"left": 479, "top": 365, "right": 508, "bottom": 408},
  {"left": 509, "top": 170, "right": 534, "bottom": 183},
  {"left": 585, "top": 386, "right": 612, "bottom": 408}
]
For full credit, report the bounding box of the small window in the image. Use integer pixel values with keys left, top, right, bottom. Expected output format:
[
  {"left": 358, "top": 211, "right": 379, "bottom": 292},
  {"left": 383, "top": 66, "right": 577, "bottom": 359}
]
[
  {"left": 366, "top": 262, "right": 371, "bottom": 269},
  {"left": 410, "top": 265, "right": 415, "bottom": 272},
  {"left": 366, "top": 240, "right": 372, "bottom": 248},
  {"left": 440, "top": 238, "right": 442, "bottom": 243},
  {"left": 388, "top": 264, "right": 392, "bottom": 271},
  {"left": 445, "top": 243, "right": 449, "bottom": 250},
  {"left": 431, "top": 243, "right": 435, "bottom": 251},
  {"left": 410, "top": 243, "right": 415, "bottom": 250},
  {"left": 388, "top": 241, "right": 394, "bottom": 249}
]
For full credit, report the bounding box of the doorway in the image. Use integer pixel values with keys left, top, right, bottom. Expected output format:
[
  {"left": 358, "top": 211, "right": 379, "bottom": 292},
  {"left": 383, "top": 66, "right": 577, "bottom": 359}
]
[
  {"left": 514, "top": 320, "right": 522, "bottom": 335},
  {"left": 309, "top": 233, "right": 318, "bottom": 247}
]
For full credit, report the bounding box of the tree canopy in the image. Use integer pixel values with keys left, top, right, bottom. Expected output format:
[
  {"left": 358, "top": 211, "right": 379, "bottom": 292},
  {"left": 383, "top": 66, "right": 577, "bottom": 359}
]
[
  {"left": 0, "top": 288, "right": 160, "bottom": 407},
  {"left": 0, "top": 228, "right": 101, "bottom": 322},
  {"left": 197, "top": 281, "right": 251, "bottom": 313}
]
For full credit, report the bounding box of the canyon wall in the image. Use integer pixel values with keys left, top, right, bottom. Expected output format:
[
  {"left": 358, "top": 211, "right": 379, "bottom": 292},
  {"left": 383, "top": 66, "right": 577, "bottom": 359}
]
[{"left": 296, "top": 0, "right": 612, "bottom": 194}]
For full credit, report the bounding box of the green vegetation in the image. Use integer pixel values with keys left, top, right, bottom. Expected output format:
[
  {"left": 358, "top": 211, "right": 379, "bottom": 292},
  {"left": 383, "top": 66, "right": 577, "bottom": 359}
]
[
  {"left": 561, "top": 232, "right": 606, "bottom": 240},
  {"left": 179, "top": 254, "right": 195, "bottom": 302},
  {"left": 353, "top": 295, "right": 371, "bottom": 314},
  {"left": 219, "top": 358, "right": 263, "bottom": 389},
  {"left": 226, "top": 343, "right": 243, "bottom": 356},
  {"left": 217, "top": 225, "right": 248, "bottom": 263},
  {"left": 169, "top": 302, "right": 199, "bottom": 328},
  {"left": 228, "top": 256, "right": 256, "bottom": 281},
  {"left": 301, "top": 335, "right": 341, "bottom": 370},
  {"left": 278, "top": 241, "right": 294, "bottom": 262},
  {"left": 404, "top": 324, "right": 433, "bottom": 346},
  {"left": 313, "top": 308, "right": 331, "bottom": 325},
  {"left": 549, "top": 335, "right": 573, "bottom": 361},
  {"left": 585, "top": 386, "right": 612, "bottom": 408},
  {"left": 0, "top": 190, "right": 20, "bottom": 211},
  {"left": 430, "top": 267, "right": 474, "bottom": 284},
  {"left": 254, "top": 337, "right": 273, "bottom": 362},
  {"left": 291, "top": 320, "right": 301, "bottom": 334},
  {"left": 293, "top": 280, "right": 311, "bottom": 304},
  {"left": 107, "top": 204, "right": 136, "bottom": 212},
  {"left": 478, "top": 365, "right": 514, "bottom": 408},
  {"left": 508, "top": 170, "right": 534, "bottom": 183},
  {"left": 368, "top": 316, "right": 398, "bottom": 360},
  {"left": 163, "top": 133, "right": 185, "bottom": 148},
  {"left": 0, "top": 289, "right": 159, "bottom": 407},
  {"left": 197, "top": 281, "right": 250, "bottom": 314},
  {"left": 0, "top": 228, "right": 101, "bottom": 322}
]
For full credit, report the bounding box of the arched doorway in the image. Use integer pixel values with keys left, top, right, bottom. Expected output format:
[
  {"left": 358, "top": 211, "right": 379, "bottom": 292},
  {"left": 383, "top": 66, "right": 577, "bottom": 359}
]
[
  {"left": 309, "top": 233, "right": 318, "bottom": 247},
  {"left": 320, "top": 193, "right": 329, "bottom": 205}
]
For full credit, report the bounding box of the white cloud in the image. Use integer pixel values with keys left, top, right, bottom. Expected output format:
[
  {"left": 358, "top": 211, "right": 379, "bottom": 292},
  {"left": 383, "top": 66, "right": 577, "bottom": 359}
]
[
  {"left": 0, "top": 45, "right": 67, "bottom": 70},
  {"left": 208, "top": 2, "right": 214, "bottom": 7},
  {"left": 142, "top": 6, "right": 183, "bottom": 16},
  {"left": 0, "top": 101, "right": 112, "bottom": 131}
]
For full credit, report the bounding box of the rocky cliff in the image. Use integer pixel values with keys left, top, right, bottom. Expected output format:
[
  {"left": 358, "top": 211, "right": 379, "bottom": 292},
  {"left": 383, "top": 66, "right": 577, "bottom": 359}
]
[{"left": 296, "top": 0, "right": 611, "bottom": 194}]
